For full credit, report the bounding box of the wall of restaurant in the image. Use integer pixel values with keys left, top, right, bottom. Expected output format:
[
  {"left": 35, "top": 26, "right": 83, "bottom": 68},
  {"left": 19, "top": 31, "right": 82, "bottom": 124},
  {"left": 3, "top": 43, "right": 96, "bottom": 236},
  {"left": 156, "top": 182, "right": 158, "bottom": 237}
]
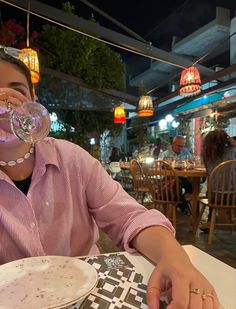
[{"left": 225, "top": 117, "right": 236, "bottom": 137}]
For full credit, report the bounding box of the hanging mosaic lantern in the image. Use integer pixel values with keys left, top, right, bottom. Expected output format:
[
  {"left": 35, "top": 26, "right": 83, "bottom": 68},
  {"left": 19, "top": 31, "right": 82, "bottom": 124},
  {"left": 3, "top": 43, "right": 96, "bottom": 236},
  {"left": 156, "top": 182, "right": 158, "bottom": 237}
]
[
  {"left": 114, "top": 106, "right": 126, "bottom": 124},
  {"left": 179, "top": 66, "right": 201, "bottom": 97},
  {"left": 138, "top": 95, "right": 154, "bottom": 117},
  {"left": 19, "top": 48, "right": 40, "bottom": 84}
]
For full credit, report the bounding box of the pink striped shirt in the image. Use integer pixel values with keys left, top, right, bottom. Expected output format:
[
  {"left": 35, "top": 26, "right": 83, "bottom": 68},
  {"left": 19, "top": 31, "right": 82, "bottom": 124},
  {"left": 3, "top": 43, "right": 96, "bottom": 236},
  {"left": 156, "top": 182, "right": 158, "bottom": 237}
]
[{"left": 0, "top": 138, "right": 174, "bottom": 265}]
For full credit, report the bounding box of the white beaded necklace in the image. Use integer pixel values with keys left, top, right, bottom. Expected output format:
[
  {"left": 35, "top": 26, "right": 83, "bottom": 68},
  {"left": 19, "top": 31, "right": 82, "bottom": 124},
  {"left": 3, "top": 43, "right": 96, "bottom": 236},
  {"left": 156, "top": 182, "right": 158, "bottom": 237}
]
[{"left": 0, "top": 146, "right": 34, "bottom": 167}]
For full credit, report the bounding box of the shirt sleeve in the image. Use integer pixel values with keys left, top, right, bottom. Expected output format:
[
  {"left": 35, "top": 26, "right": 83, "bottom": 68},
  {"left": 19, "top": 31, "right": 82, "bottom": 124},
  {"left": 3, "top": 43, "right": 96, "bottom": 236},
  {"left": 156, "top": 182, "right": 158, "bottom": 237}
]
[{"left": 84, "top": 158, "right": 175, "bottom": 252}]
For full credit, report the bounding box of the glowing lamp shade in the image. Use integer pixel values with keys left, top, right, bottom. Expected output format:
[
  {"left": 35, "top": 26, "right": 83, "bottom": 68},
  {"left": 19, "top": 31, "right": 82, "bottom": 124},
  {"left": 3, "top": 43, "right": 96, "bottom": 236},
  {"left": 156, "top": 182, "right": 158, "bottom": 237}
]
[
  {"left": 19, "top": 48, "right": 40, "bottom": 84},
  {"left": 114, "top": 106, "right": 126, "bottom": 124},
  {"left": 138, "top": 95, "right": 154, "bottom": 117},
  {"left": 179, "top": 66, "right": 201, "bottom": 97}
]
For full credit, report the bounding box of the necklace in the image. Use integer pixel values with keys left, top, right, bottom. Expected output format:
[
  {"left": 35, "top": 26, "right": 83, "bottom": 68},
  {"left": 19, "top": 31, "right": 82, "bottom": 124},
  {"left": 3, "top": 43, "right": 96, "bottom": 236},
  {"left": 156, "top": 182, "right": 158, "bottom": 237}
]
[{"left": 0, "top": 146, "right": 34, "bottom": 167}]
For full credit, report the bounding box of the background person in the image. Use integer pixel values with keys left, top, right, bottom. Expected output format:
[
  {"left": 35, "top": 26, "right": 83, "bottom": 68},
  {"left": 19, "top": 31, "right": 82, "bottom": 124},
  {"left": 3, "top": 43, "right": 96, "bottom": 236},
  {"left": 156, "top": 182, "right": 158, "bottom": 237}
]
[
  {"left": 159, "top": 135, "right": 193, "bottom": 212},
  {"left": 109, "top": 146, "right": 121, "bottom": 162},
  {"left": 0, "top": 47, "right": 219, "bottom": 309},
  {"left": 159, "top": 135, "right": 192, "bottom": 161},
  {"left": 200, "top": 129, "right": 236, "bottom": 232}
]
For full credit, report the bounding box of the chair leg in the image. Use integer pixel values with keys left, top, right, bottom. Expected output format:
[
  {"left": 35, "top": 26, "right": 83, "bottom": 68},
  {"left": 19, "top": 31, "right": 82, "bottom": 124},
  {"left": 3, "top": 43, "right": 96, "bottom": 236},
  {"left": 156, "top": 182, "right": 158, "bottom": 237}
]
[
  {"left": 141, "top": 192, "right": 145, "bottom": 204},
  {"left": 208, "top": 209, "right": 216, "bottom": 244},
  {"left": 230, "top": 209, "right": 234, "bottom": 234},
  {"left": 194, "top": 203, "right": 206, "bottom": 236},
  {"left": 172, "top": 206, "right": 177, "bottom": 230}
]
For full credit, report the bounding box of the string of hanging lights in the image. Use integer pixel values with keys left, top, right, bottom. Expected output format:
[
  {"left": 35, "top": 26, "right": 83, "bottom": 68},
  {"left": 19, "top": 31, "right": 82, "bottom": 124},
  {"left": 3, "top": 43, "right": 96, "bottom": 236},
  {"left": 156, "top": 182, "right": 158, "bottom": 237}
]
[
  {"left": 179, "top": 31, "right": 236, "bottom": 98},
  {"left": 114, "top": 105, "right": 126, "bottom": 124},
  {"left": 138, "top": 95, "right": 154, "bottom": 117},
  {"left": 18, "top": 1, "right": 40, "bottom": 84},
  {"left": 2, "top": 0, "right": 235, "bottom": 116},
  {"left": 179, "top": 66, "right": 201, "bottom": 97}
]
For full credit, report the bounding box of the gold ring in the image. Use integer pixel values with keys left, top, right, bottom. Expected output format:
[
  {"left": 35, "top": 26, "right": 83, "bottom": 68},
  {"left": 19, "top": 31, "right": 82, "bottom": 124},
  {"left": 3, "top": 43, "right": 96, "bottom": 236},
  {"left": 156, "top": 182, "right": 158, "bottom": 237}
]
[
  {"left": 0, "top": 92, "right": 8, "bottom": 101},
  {"left": 189, "top": 288, "right": 200, "bottom": 295},
  {"left": 6, "top": 101, "right": 13, "bottom": 112},
  {"left": 202, "top": 292, "right": 214, "bottom": 300}
]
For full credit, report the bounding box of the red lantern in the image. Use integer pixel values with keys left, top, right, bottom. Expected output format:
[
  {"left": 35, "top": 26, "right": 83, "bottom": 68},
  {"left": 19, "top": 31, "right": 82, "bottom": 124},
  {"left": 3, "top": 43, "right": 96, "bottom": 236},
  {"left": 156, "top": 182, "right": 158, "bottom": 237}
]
[
  {"left": 19, "top": 48, "right": 40, "bottom": 84},
  {"left": 114, "top": 106, "right": 126, "bottom": 124},
  {"left": 138, "top": 95, "right": 154, "bottom": 117},
  {"left": 179, "top": 66, "right": 201, "bottom": 97}
]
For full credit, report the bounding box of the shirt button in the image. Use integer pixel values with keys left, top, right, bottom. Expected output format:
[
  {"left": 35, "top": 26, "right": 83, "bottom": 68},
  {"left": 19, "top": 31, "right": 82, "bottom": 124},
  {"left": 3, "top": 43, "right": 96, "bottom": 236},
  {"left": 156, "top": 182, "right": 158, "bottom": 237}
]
[{"left": 30, "top": 222, "right": 36, "bottom": 229}]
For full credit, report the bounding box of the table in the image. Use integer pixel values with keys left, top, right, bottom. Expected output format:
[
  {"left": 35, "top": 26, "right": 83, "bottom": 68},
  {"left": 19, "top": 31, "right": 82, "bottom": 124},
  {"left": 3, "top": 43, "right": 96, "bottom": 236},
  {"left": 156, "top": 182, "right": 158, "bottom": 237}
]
[
  {"left": 120, "top": 161, "right": 130, "bottom": 169},
  {"left": 67, "top": 245, "right": 235, "bottom": 309},
  {"left": 128, "top": 245, "right": 236, "bottom": 309},
  {"left": 173, "top": 168, "right": 207, "bottom": 221}
]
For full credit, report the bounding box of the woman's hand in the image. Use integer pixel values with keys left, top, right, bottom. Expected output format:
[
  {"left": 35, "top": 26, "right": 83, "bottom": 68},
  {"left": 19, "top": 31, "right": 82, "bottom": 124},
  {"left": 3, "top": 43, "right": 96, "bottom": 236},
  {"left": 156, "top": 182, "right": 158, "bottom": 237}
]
[
  {"left": 131, "top": 226, "right": 220, "bottom": 309},
  {"left": 147, "top": 255, "right": 220, "bottom": 309},
  {"left": 0, "top": 88, "right": 29, "bottom": 114},
  {"left": 0, "top": 88, "right": 30, "bottom": 142}
]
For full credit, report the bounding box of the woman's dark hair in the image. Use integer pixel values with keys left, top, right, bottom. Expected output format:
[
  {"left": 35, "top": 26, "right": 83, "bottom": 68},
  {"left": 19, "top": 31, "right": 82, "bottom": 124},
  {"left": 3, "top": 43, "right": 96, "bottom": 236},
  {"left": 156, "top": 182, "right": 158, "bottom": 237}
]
[
  {"left": 109, "top": 147, "right": 121, "bottom": 162},
  {"left": 0, "top": 49, "right": 34, "bottom": 98},
  {"left": 201, "top": 129, "right": 234, "bottom": 164}
]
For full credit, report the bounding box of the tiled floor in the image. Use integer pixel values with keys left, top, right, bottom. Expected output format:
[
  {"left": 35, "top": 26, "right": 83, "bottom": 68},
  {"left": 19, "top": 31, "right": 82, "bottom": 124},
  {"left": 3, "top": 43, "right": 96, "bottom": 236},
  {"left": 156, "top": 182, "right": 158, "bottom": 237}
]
[{"left": 98, "top": 211, "right": 236, "bottom": 269}]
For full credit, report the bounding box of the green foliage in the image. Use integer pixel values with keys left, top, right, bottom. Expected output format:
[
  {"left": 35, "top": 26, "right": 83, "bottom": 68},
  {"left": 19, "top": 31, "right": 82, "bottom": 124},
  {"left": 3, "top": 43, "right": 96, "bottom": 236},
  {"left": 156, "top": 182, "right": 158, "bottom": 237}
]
[
  {"left": 34, "top": 2, "right": 125, "bottom": 152},
  {"left": 175, "top": 117, "right": 192, "bottom": 149},
  {"left": 48, "top": 109, "right": 122, "bottom": 152},
  {"left": 127, "top": 117, "right": 149, "bottom": 150},
  {"left": 38, "top": 23, "right": 124, "bottom": 90},
  {"left": 138, "top": 83, "right": 147, "bottom": 96},
  {"left": 62, "top": 2, "right": 75, "bottom": 13},
  {"left": 199, "top": 114, "right": 230, "bottom": 135},
  {"left": 73, "top": 110, "right": 122, "bottom": 150}
]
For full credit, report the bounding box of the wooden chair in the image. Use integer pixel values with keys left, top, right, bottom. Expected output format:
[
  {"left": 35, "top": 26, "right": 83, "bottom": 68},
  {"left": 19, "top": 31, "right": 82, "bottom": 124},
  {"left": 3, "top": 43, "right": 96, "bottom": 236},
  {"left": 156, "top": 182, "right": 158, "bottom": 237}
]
[
  {"left": 129, "top": 159, "right": 150, "bottom": 204},
  {"left": 145, "top": 160, "right": 192, "bottom": 229},
  {"left": 119, "top": 168, "right": 134, "bottom": 193},
  {"left": 195, "top": 160, "right": 236, "bottom": 244}
]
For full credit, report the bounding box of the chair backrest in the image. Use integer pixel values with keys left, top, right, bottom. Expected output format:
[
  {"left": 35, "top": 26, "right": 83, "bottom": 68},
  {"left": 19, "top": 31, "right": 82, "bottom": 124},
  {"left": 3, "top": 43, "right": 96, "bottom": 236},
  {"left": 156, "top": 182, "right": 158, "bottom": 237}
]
[
  {"left": 145, "top": 160, "right": 181, "bottom": 204},
  {"left": 129, "top": 159, "right": 147, "bottom": 191},
  {"left": 208, "top": 159, "right": 236, "bottom": 208}
]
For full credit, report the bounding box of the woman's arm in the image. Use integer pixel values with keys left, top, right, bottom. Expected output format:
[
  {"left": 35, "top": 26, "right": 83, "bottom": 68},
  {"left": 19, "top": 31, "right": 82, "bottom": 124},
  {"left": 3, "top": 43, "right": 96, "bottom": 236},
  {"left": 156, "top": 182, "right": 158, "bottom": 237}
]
[{"left": 131, "top": 226, "right": 220, "bottom": 309}]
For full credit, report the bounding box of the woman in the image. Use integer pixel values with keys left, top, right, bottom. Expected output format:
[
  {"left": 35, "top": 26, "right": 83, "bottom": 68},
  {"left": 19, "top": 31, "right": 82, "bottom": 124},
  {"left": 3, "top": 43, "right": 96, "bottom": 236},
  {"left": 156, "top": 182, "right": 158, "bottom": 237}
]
[
  {"left": 0, "top": 47, "right": 219, "bottom": 308},
  {"left": 201, "top": 129, "right": 236, "bottom": 230},
  {"left": 201, "top": 129, "right": 236, "bottom": 171},
  {"left": 109, "top": 146, "right": 121, "bottom": 162}
]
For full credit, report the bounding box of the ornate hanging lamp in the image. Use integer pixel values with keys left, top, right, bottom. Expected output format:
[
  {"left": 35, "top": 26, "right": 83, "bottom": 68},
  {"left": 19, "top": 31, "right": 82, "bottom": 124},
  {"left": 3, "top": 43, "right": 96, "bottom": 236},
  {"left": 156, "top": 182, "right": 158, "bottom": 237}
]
[
  {"left": 19, "top": 48, "right": 40, "bottom": 84},
  {"left": 179, "top": 66, "right": 201, "bottom": 97},
  {"left": 114, "top": 105, "right": 126, "bottom": 124},
  {"left": 19, "top": 2, "right": 40, "bottom": 84},
  {"left": 138, "top": 95, "right": 154, "bottom": 117}
]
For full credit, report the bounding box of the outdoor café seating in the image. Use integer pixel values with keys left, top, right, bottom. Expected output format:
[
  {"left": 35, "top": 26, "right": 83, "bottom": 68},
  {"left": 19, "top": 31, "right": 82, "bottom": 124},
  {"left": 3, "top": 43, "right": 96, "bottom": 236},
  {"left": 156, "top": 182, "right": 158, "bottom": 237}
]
[
  {"left": 195, "top": 159, "right": 236, "bottom": 244},
  {"left": 145, "top": 160, "right": 193, "bottom": 229},
  {"left": 129, "top": 159, "right": 150, "bottom": 205}
]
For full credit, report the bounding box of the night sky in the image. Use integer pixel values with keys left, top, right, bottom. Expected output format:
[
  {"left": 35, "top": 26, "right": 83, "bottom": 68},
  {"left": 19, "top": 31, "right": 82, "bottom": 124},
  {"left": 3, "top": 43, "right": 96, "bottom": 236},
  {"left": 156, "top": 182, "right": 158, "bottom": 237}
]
[{"left": 1, "top": 0, "right": 236, "bottom": 50}]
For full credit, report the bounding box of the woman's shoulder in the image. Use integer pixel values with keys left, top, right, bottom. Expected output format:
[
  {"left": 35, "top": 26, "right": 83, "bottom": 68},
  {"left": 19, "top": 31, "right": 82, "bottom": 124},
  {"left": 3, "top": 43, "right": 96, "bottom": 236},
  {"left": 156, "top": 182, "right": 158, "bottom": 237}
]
[
  {"left": 225, "top": 146, "right": 236, "bottom": 158},
  {"left": 39, "top": 137, "right": 83, "bottom": 152},
  {"left": 37, "top": 137, "right": 96, "bottom": 163}
]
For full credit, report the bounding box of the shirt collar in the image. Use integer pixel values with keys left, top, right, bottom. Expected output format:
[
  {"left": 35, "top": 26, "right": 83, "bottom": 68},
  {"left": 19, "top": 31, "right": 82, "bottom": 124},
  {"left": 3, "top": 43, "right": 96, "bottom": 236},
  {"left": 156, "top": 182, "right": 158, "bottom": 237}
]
[{"left": 35, "top": 138, "right": 60, "bottom": 170}]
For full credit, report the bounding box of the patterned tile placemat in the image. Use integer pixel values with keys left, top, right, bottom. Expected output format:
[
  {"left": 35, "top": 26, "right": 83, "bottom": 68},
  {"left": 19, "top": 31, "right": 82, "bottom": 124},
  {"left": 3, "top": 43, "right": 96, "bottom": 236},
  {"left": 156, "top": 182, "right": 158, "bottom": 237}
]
[{"left": 65, "top": 253, "right": 168, "bottom": 309}]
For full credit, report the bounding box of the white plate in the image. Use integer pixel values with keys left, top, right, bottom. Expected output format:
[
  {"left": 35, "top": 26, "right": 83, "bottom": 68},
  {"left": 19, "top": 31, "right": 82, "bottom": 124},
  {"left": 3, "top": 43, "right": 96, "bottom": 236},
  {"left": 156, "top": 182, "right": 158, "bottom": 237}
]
[{"left": 0, "top": 256, "right": 98, "bottom": 309}]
